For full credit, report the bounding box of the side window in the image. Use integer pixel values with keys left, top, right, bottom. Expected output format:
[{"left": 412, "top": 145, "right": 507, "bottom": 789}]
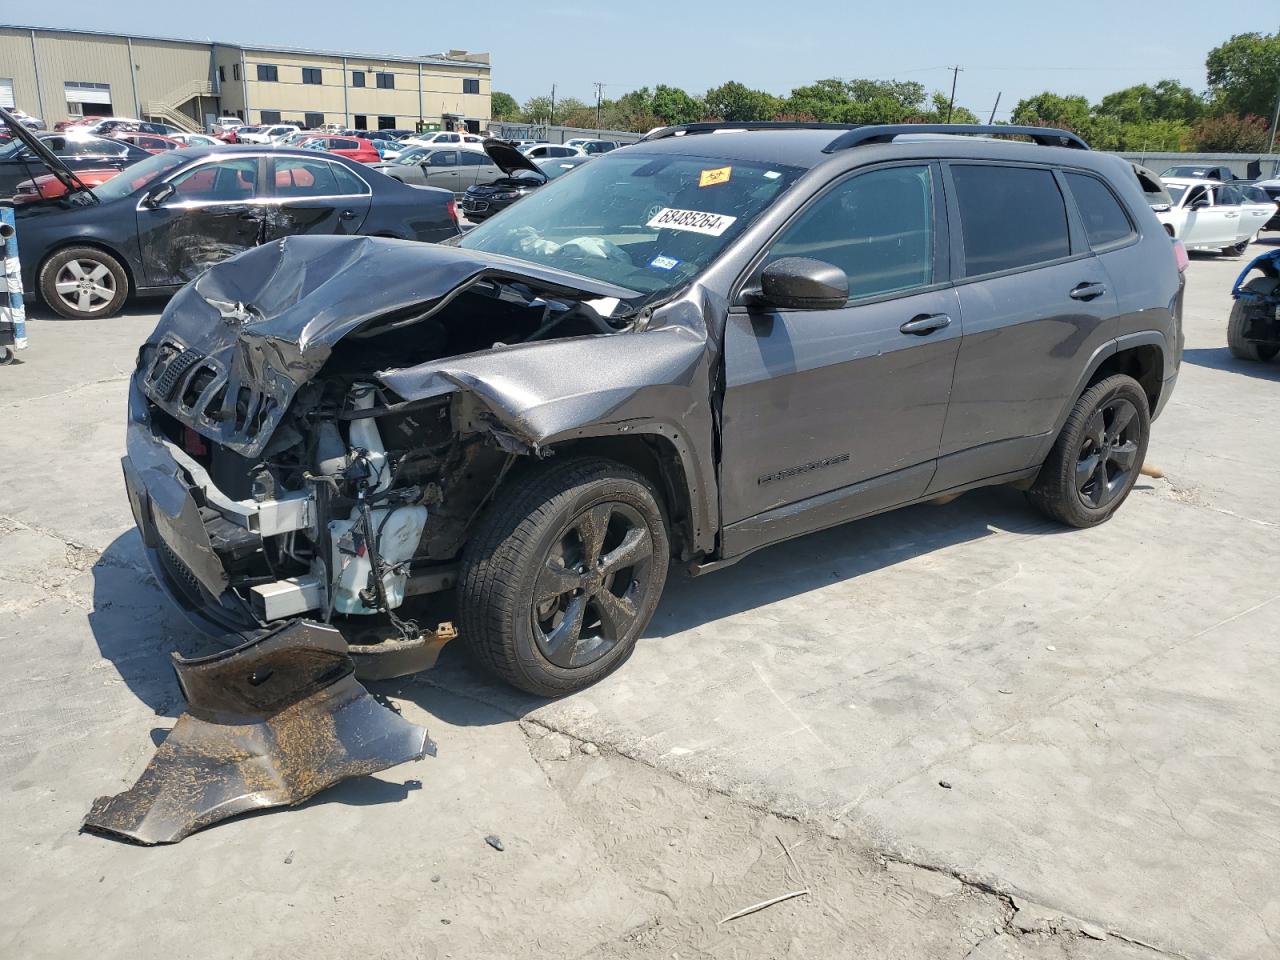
[
  {"left": 427, "top": 151, "right": 458, "bottom": 166},
  {"left": 1213, "top": 184, "right": 1241, "bottom": 206},
  {"left": 273, "top": 157, "right": 366, "bottom": 196},
  {"left": 168, "top": 158, "right": 260, "bottom": 202},
  {"left": 1185, "top": 185, "right": 1209, "bottom": 208},
  {"left": 951, "top": 164, "right": 1071, "bottom": 275},
  {"left": 1064, "top": 172, "right": 1134, "bottom": 248},
  {"left": 459, "top": 152, "right": 489, "bottom": 166},
  {"left": 765, "top": 164, "right": 934, "bottom": 301}
]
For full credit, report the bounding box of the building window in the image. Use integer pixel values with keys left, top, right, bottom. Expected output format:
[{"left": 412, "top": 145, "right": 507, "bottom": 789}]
[
  {"left": 260, "top": 110, "right": 282, "bottom": 124},
  {"left": 377, "top": 115, "right": 396, "bottom": 129},
  {"left": 463, "top": 78, "right": 480, "bottom": 95},
  {"left": 376, "top": 72, "right": 394, "bottom": 89},
  {"left": 302, "top": 67, "right": 322, "bottom": 85},
  {"left": 352, "top": 71, "right": 365, "bottom": 88},
  {"left": 257, "top": 64, "right": 279, "bottom": 82},
  {"left": 218, "top": 66, "right": 226, "bottom": 82},
  {"left": 304, "top": 112, "right": 324, "bottom": 129},
  {"left": 353, "top": 114, "right": 368, "bottom": 130},
  {"left": 233, "top": 63, "right": 241, "bottom": 81}
]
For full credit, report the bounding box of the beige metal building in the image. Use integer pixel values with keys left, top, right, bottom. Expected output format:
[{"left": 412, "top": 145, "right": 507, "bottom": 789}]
[{"left": 0, "top": 24, "right": 491, "bottom": 133}]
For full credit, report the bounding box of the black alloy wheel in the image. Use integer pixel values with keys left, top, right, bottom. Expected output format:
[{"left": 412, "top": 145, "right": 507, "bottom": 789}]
[
  {"left": 1074, "top": 398, "right": 1142, "bottom": 510},
  {"left": 531, "top": 501, "right": 655, "bottom": 669}
]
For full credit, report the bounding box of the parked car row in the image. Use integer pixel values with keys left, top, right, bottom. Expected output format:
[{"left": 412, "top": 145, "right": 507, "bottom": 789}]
[{"left": 1156, "top": 176, "right": 1279, "bottom": 254}]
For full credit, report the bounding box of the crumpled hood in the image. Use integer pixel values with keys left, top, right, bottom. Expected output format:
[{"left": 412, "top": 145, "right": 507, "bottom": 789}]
[{"left": 139, "top": 234, "right": 639, "bottom": 458}]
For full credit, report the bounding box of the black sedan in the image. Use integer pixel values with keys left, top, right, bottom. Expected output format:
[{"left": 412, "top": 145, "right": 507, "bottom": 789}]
[
  {"left": 0, "top": 132, "right": 151, "bottom": 198},
  {"left": 14, "top": 143, "right": 459, "bottom": 319},
  {"left": 460, "top": 140, "right": 590, "bottom": 222}
]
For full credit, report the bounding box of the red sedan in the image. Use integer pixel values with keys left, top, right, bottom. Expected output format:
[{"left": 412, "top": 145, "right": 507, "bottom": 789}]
[
  {"left": 13, "top": 168, "right": 119, "bottom": 204},
  {"left": 111, "top": 132, "right": 183, "bottom": 154},
  {"left": 301, "top": 135, "right": 381, "bottom": 164}
]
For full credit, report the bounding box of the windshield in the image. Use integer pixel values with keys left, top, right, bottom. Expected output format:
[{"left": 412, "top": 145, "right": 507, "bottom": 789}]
[
  {"left": 458, "top": 150, "right": 804, "bottom": 303},
  {"left": 91, "top": 151, "right": 189, "bottom": 202}
]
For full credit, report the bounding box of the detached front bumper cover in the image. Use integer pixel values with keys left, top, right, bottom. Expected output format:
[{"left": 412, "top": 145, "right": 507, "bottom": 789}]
[{"left": 83, "top": 621, "right": 434, "bottom": 845}]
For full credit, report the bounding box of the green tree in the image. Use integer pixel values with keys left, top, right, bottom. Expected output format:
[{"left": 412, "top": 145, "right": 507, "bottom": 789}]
[
  {"left": 703, "top": 81, "right": 781, "bottom": 121},
  {"left": 1191, "top": 113, "right": 1271, "bottom": 152},
  {"left": 490, "top": 91, "right": 519, "bottom": 121},
  {"left": 784, "top": 78, "right": 853, "bottom": 121},
  {"left": 1095, "top": 80, "right": 1202, "bottom": 124},
  {"left": 1011, "top": 92, "right": 1092, "bottom": 131},
  {"left": 520, "top": 94, "right": 589, "bottom": 125},
  {"left": 1205, "top": 32, "right": 1280, "bottom": 118},
  {"left": 651, "top": 85, "right": 703, "bottom": 125}
]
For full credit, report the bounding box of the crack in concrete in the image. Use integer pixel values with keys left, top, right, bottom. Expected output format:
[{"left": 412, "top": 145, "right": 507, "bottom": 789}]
[{"left": 1, "top": 372, "right": 131, "bottom": 409}]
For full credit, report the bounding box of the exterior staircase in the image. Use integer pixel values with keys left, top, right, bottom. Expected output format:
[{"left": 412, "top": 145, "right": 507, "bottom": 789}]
[{"left": 143, "top": 79, "right": 215, "bottom": 132}]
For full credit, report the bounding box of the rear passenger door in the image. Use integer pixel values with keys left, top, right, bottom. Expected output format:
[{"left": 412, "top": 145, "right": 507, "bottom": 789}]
[
  {"left": 720, "top": 163, "right": 962, "bottom": 529},
  {"left": 460, "top": 150, "right": 504, "bottom": 187},
  {"left": 932, "top": 162, "right": 1119, "bottom": 490},
  {"left": 264, "top": 155, "right": 373, "bottom": 238}
]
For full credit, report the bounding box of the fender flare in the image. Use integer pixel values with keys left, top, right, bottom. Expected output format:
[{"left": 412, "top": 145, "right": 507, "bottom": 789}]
[{"left": 1034, "top": 331, "right": 1168, "bottom": 463}]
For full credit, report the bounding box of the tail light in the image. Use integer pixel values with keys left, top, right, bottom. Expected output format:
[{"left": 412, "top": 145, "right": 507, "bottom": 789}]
[
  {"left": 446, "top": 198, "right": 458, "bottom": 223},
  {"left": 1172, "top": 238, "right": 1189, "bottom": 274}
]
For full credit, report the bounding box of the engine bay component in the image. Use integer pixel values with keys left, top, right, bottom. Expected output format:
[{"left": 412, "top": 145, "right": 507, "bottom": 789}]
[{"left": 82, "top": 621, "right": 434, "bottom": 845}]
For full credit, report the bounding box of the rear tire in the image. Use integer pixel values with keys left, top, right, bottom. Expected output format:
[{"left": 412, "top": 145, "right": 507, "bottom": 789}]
[
  {"left": 1228, "top": 300, "right": 1279, "bottom": 362},
  {"left": 458, "top": 457, "right": 670, "bottom": 696},
  {"left": 1027, "top": 374, "right": 1150, "bottom": 528},
  {"left": 1223, "top": 239, "right": 1251, "bottom": 257},
  {"left": 38, "top": 246, "right": 128, "bottom": 320}
]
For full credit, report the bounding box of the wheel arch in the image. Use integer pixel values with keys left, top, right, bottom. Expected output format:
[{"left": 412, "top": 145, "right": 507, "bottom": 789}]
[{"left": 542, "top": 428, "right": 709, "bottom": 562}]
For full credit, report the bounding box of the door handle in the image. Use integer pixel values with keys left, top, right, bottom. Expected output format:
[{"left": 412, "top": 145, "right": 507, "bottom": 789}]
[
  {"left": 1069, "top": 282, "right": 1106, "bottom": 302},
  {"left": 339, "top": 209, "right": 357, "bottom": 220},
  {"left": 1224, "top": 212, "right": 1239, "bottom": 219},
  {"left": 237, "top": 212, "right": 258, "bottom": 222},
  {"left": 899, "top": 313, "right": 952, "bottom": 336}
]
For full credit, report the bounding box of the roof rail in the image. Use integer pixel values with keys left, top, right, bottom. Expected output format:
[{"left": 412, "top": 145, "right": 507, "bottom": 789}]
[
  {"left": 640, "top": 121, "right": 859, "bottom": 142},
  {"left": 822, "top": 124, "right": 1089, "bottom": 152}
]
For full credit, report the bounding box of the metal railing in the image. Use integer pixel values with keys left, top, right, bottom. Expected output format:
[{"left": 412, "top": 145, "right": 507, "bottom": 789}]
[{"left": 142, "top": 79, "right": 216, "bottom": 132}]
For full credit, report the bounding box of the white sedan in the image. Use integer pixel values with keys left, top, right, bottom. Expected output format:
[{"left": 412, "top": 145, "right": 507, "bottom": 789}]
[{"left": 1158, "top": 178, "right": 1274, "bottom": 255}]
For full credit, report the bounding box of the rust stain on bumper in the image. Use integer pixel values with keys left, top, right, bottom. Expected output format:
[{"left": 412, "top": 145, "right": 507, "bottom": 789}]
[{"left": 83, "top": 621, "right": 434, "bottom": 845}]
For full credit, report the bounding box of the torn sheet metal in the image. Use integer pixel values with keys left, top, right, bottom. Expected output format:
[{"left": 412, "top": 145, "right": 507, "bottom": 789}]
[
  {"left": 143, "top": 235, "right": 641, "bottom": 458},
  {"left": 83, "top": 621, "right": 433, "bottom": 845}
]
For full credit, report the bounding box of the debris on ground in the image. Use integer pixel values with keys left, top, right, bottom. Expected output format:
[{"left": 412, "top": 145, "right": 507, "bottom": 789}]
[
  {"left": 485, "top": 834, "right": 505, "bottom": 852},
  {"left": 81, "top": 622, "right": 434, "bottom": 845},
  {"left": 718, "top": 889, "right": 811, "bottom": 924}
]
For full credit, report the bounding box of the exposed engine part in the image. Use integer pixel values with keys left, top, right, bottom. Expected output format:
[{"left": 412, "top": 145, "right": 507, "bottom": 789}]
[
  {"left": 82, "top": 621, "right": 434, "bottom": 845},
  {"left": 330, "top": 505, "right": 428, "bottom": 614}
]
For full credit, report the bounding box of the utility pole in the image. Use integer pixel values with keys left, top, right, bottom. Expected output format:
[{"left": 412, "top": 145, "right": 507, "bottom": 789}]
[
  {"left": 593, "top": 81, "right": 605, "bottom": 129},
  {"left": 946, "top": 65, "right": 963, "bottom": 123},
  {"left": 1268, "top": 81, "right": 1280, "bottom": 155},
  {"left": 550, "top": 83, "right": 556, "bottom": 127},
  {"left": 988, "top": 91, "right": 1002, "bottom": 125}
]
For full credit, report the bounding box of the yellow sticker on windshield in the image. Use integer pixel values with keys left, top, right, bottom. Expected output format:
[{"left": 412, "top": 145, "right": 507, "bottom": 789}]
[{"left": 699, "top": 166, "right": 732, "bottom": 188}]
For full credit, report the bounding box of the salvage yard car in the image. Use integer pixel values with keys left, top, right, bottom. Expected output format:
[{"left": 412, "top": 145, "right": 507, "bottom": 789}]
[
  {"left": 122, "top": 122, "right": 1184, "bottom": 697},
  {"left": 1157, "top": 178, "right": 1267, "bottom": 255},
  {"left": 10, "top": 129, "right": 457, "bottom": 318},
  {"left": 460, "top": 140, "right": 590, "bottom": 221},
  {"left": 0, "top": 130, "right": 149, "bottom": 197}
]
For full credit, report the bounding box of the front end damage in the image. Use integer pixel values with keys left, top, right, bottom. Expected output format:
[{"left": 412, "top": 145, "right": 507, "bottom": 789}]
[{"left": 125, "top": 234, "right": 714, "bottom": 677}]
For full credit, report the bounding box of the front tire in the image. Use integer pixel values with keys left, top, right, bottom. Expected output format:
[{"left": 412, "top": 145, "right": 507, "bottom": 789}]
[
  {"left": 1027, "top": 374, "right": 1151, "bottom": 528},
  {"left": 38, "top": 246, "right": 128, "bottom": 320},
  {"left": 458, "top": 457, "right": 670, "bottom": 696}
]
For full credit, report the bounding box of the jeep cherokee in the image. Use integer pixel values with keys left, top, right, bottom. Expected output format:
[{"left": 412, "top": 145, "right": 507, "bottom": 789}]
[{"left": 123, "top": 123, "right": 1185, "bottom": 696}]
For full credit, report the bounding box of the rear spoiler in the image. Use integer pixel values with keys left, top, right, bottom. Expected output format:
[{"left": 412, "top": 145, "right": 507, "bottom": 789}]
[{"left": 0, "top": 105, "right": 96, "bottom": 202}]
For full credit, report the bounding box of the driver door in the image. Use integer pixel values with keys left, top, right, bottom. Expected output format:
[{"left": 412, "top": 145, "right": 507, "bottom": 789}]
[
  {"left": 422, "top": 150, "right": 463, "bottom": 192},
  {"left": 719, "top": 163, "right": 961, "bottom": 540},
  {"left": 137, "top": 155, "right": 268, "bottom": 287}
]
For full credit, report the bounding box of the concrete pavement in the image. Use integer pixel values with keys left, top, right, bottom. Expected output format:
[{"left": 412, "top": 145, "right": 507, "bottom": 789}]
[{"left": 1, "top": 241, "right": 1277, "bottom": 959}]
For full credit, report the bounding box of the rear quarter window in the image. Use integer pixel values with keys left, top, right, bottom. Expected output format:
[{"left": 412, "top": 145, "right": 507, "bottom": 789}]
[
  {"left": 1064, "top": 172, "right": 1134, "bottom": 248},
  {"left": 950, "top": 164, "right": 1071, "bottom": 276}
]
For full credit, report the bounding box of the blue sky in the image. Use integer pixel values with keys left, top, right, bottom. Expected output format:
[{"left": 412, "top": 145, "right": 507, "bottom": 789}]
[{"left": 12, "top": 1, "right": 1270, "bottom": 116}]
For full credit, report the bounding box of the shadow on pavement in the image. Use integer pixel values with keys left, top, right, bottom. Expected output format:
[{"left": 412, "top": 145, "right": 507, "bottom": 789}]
[
  {"left": 89, "top": 530, "right": 222, "bottom": 719},
  {"left": 1182, "top": 346, "right": 1280, "bottom": 380},
  {"left": 90, "top": 485, "right": 1068, "bottom": 728}
]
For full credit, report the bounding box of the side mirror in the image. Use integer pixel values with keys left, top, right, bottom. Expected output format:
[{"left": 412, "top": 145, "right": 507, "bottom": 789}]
[
  {"left": 756, "top": 257, "right": 849, "bottom": 310},
  {"left": 143, "top": 182, "right": 176, "bottom": 208},
  {"left": 1190, "top": 197, "right": 1210, "bottom": 210}
]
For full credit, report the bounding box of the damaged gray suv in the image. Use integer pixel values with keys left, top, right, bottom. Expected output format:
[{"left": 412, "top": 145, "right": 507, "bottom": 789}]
[{"left": 124, "top": 123, "right": 1185, "bottom": 696}]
